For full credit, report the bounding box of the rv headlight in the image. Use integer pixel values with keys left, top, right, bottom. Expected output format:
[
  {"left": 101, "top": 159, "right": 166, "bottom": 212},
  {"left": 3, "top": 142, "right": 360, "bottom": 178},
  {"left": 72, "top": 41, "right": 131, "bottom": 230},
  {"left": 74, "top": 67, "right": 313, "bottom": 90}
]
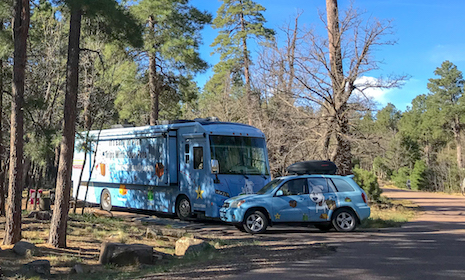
[{"left": 230, "top": 199, "right": 246, "bottom": 208}]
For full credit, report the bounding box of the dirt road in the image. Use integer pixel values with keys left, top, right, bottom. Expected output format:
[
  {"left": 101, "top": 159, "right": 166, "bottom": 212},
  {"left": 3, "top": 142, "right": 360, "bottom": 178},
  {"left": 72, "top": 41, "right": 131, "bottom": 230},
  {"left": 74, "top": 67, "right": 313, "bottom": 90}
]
[{"left": 145, "top": 187, "right": 465, "bottom": 280}]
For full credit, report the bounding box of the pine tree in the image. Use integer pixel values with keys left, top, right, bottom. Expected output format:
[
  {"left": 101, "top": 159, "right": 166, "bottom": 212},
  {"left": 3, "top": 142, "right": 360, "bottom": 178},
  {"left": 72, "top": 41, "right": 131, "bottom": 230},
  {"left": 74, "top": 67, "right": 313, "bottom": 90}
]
[
  {"left": 0, "top": 1, "right": 13, "bottom": 217},
  {"left": 132, "top": 0, "right": 211, "bottom": 124},
  {"left": 3, "top": 0, "right": 29, "bottom": 245},
  {"left": 427, "top": 61, "right": 465, "bottom": 169},
  {"left": 211, "top": 0, "right": 274, "bottom": 126},
  {"left": 49, "top": 0, "right": 142, "bottom": 248}
]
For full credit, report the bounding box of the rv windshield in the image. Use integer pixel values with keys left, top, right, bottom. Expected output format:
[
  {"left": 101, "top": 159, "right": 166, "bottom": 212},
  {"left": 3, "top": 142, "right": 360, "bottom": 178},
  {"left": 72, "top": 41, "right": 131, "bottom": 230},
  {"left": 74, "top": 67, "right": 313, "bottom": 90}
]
[{"left": 210, "top": 135, "right": 269, "bottom": 175}]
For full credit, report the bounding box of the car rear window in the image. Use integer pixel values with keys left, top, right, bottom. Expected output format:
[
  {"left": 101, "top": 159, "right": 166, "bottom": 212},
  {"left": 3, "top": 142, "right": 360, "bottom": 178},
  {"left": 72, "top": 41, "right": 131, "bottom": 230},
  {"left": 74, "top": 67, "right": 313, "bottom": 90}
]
[{"left": 331, "top": 178, "right": 355, "bottom": 192}]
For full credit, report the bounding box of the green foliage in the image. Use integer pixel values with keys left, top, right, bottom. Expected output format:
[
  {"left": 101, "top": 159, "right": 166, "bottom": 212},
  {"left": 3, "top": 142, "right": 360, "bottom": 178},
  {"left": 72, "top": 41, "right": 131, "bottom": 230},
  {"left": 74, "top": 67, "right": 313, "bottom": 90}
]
[
  {"left": 209, "top": 0, "right": 274, "bottom": 98},
  {"left": 410, "top": 160, "right": 428, "bottom": 190},
  {"left": 372, "top": 156, "right": 392, "bottom": 179},
  {"left": 353, "top": 167, "right": 382, "bottom": 202},
  {"left": 61, "top": 0, "right": 143, "bottom": 48},
  {"left": 391, "top": 167, "right": 410, "bottom": 189},
  {"left": 375, "top": 103, "right": 401, "bottom": 134},
  {"left": 426, "top": 61, "right": 465, "bottom": 144},
  {"left": 0, "top": 1, "right": 13, "bottom": 59},
  {"left": 126, "top": 0, "right": 211, "bottom": 122},
  {"left": 211, "top": 0, "right": 275, "bottom": 60}
]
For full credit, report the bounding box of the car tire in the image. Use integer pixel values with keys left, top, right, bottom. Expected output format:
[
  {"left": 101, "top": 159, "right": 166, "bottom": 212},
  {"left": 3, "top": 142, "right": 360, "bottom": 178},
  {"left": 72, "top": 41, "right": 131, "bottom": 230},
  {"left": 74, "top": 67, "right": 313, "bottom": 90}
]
[
  {"left": 176, "top": 196, "right": 191, "bottom": 220},
  {"left": 100, "top": 189, "right": 112, "bottom": 211},
  {"left": 315, "top": 223, "right": 333, "bottom": 232},
  {"left": 332, "top": 208, "right": 357, "bottom": 232},
  {"left": 243, "top": 210, "right": 268, "bottom": 234}
]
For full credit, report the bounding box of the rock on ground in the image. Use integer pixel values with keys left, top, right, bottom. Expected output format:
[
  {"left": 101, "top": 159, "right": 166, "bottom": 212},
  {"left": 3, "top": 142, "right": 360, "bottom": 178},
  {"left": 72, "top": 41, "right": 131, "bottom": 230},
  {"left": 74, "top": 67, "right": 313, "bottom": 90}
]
[
  {"left": 99, "top": 242, "right": 153, "bottom": 266},
  {"left": 21, "top": 260, "right": 50, "bottom": 277},
  {"left": 26, "top": 210, "right": 52, "bottom": 220},
  {"left": 13, "top": 241, "right": 38, "bottom": 257},
  {"left": 175, "top": 237, "right": 214, "bottom": 256}
]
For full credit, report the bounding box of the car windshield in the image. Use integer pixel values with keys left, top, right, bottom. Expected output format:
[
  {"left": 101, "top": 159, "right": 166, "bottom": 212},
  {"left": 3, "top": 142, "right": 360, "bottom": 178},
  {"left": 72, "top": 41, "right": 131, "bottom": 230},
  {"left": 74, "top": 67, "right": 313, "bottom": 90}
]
[
  {"left": 210, "top": 135, "right": 270, "bottom": 175},
  {"left": 257, "top": 178, "right": 283, "bottom": 194}
]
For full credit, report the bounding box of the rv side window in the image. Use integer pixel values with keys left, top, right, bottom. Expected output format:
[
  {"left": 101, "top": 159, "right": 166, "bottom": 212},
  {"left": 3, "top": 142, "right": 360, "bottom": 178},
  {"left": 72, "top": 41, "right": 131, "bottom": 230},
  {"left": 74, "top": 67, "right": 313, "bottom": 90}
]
[
  {"left": 193, "top": 147, "right": 204, "bottom": 169},
  {"left": 185, "top": 144, "right": 189, "bottom": 163}
]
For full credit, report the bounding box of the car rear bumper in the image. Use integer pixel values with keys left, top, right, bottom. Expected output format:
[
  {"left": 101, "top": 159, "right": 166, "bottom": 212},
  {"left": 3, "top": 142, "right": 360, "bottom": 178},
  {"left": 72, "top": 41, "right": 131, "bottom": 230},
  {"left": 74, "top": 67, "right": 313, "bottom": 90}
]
[{"left": 356, "top": 205, "right": 371, "bottom": 221}]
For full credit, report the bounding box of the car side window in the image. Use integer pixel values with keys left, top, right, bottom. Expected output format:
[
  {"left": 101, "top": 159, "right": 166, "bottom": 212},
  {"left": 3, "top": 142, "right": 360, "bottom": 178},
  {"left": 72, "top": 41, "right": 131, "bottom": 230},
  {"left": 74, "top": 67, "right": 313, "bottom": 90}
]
[
  {"left": 308, "top": 177, "right": 329, "bottom": 193},
  {"left": 331, "top": 178, "right": 355, "bottom": 192},
  {"left": 278, "top": 179, "right": 308, "bottom": 196}
]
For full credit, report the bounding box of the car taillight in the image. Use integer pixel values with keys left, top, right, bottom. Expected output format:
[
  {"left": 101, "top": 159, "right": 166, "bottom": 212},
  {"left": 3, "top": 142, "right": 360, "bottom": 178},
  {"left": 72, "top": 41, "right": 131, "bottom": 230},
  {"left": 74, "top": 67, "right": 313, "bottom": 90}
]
[{"left": 361, "top": 193, "right": 367, "bottom": 204}]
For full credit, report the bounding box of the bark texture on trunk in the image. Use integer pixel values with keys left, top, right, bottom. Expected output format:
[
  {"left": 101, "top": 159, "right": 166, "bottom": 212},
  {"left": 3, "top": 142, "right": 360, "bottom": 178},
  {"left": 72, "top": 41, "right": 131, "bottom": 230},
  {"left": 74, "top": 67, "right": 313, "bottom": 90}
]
[
  {"left": 454, "top": 116, "right": 462, "bottom": 169},
  {"left": 326, "top": 0, "right": 352, "bottom": 175},
  {"left": 149, "top": 52, "right": 159, "bottom": 125},
  {"left": 49, "top": 8, "right": 82, "bottom": 248},
  {"left": 240, "top": 8, "right": 253, "bottom": 126},
  {"left": 0, "top": 46, "right": 5, "bottom": 217},
  {"left": 4, "top": 0, "right": 29, "bottom": 245},
  {"left": 148, "top": 16, "right": 159, "bottom": 125}
]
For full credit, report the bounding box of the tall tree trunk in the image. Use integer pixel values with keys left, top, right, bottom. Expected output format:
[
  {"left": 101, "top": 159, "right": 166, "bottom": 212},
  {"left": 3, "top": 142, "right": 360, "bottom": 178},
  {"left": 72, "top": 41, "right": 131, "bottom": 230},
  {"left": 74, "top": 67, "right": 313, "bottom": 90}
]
[
  {"left": 239, "top": 8, "right": 252, "bottom": 126},
  {"left": 4, "top": 0, "right": 29, "bottom": 245},
  {"left": 149, "top": 52, "right": 159, "bottom": 125},
  {"left": 326, "top": 0, "right": 352, "bottom": 175},
  {"left": 454, "top": 116, "right": 463, "bottom": 169},
  {"left": 0, "top": 21, "right": 6, "bottom": 217},
  {"left": 148, "top": 16, "right": 159, "bottom": 125},
  {"left": 49, "top": 8, "right": 82, "bottom": 248}
]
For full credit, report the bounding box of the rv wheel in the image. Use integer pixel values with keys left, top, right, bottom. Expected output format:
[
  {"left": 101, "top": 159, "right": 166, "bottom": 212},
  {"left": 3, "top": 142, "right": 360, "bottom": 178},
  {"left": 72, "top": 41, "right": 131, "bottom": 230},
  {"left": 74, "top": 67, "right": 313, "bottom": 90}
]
[
  {"left": 100, "top": 189, "right": 112, "bottom": 211},
  {"left": 176, "top": 196, "right": 191, "bottom": 220}
]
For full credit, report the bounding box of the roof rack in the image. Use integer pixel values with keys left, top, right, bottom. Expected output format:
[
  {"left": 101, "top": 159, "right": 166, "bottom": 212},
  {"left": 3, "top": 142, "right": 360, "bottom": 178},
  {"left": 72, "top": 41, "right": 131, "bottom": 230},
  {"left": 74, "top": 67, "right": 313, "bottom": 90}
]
[{"left": 287, "top": 160, "right": 337, "bottom": 175}]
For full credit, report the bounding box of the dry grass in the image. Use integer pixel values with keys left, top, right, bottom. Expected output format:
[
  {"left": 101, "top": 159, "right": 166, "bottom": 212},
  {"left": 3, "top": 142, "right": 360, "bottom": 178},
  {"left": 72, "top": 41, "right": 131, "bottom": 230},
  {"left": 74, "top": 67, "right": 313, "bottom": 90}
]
[
  {"left": 361, "top": 195, "right": 420, "bottom": 228},
  {"left": 0, "top": 205, "right": 179, "bottom": 279}
]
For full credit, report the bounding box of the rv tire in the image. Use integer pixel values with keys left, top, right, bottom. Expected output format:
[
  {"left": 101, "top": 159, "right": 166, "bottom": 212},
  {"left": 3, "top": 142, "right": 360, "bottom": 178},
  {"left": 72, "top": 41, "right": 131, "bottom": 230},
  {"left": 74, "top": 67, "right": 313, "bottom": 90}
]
[
  {"left": 176, "top": 196, "right": 191, "bottom": 220},
  {"left": 100, "top": 189, "right": 112, "bottom": 211}
]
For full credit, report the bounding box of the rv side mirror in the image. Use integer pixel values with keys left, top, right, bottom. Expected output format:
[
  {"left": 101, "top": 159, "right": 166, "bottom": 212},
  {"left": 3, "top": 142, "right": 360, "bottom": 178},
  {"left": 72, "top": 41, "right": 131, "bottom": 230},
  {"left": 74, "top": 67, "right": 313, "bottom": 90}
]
[
  {"left": 211, "top": 159, "right": 219, "bottom": 174},
  {"left": 276, "top": 190, "right": 283, "bottom": 196}
]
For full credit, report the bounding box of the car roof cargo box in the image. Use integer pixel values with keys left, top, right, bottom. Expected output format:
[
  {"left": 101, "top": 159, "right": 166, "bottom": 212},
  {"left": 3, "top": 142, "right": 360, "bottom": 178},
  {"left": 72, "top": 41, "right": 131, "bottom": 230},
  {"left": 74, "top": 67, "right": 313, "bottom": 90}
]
[{"left": 287, "top": 160, "right": 337, "bottom": 175}]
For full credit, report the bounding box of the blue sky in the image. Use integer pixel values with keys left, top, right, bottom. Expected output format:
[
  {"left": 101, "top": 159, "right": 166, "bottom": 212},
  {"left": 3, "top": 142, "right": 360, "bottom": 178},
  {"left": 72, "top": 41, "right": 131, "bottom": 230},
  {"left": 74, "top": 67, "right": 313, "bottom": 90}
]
[{"left": 190, "top": 0, "right": 465, "bottom": 112}]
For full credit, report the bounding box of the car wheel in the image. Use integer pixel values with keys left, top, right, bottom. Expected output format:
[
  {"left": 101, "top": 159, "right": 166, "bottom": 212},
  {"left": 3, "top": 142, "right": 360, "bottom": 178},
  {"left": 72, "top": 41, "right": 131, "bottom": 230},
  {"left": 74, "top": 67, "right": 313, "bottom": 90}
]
[
  {"left": 243, "top": 210, "right": 268, "bottom": 234},
  {"left": 315, "top": 223, "right": 333, "bottom": 232},
  {"left": 176, "top": 196, "right": 191, "bottom": 220},
  {"left": 100, "top": 189, "right": 112, "bottom": 211},
  {"left": 332, "top": 208, "right": 357, "bottom": 232}
]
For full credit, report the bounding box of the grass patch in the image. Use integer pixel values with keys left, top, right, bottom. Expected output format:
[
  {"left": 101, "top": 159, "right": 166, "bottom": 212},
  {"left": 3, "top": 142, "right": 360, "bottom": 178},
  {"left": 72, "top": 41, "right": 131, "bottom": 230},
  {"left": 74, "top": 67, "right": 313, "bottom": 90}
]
[
  {"left": 48, "top": 255, "right": 83, "bottom": 267},
  {"left": 361, "top": 196, "right": 419, "bottom": 228}
]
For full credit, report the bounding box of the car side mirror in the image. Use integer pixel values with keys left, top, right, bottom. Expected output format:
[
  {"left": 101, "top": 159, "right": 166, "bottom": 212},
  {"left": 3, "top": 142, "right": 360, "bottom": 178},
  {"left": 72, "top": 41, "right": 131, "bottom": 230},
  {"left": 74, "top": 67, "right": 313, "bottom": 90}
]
[
  {"left": 211, "top": 159, "right": 219, "bottom": 174},
  {"left": 276, "top": 190, "right": 283, "bottom": 196}
]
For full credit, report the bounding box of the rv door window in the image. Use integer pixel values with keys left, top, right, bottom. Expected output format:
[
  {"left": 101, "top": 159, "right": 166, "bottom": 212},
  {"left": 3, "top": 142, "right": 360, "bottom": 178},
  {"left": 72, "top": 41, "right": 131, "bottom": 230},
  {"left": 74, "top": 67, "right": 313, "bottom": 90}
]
[{"left": 194, "top": 147, "right": 204, "bottom": 169}]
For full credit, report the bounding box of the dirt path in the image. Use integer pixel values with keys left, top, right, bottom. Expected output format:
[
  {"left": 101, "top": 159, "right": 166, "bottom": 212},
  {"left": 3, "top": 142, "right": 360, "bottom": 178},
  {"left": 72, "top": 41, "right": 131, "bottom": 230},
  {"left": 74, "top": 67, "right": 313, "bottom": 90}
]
[
  {"left": 144, "top": 187, "right": 465, "bottom": 280},
  {"left": 382, "top": 187, "right": 465, "bottom": 225},
  {"left": 216, "top": 187, "right": 465, "bottom": 280}
]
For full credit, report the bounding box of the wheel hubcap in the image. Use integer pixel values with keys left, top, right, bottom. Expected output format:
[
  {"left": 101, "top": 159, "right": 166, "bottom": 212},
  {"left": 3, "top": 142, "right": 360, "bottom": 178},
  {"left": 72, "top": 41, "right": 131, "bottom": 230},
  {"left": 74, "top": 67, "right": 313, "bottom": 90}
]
[
  {"left": 336, "top": 212, "right": 354, "bottom": 229},
  {"left": 179, "top": 199, "right": 190, "bottom": 217},
  {"left": 103, "top": 193, "right": 111, "bottom": 207},
  {"left": 246, "top": 214, "right": 263, "bottom": 232}
]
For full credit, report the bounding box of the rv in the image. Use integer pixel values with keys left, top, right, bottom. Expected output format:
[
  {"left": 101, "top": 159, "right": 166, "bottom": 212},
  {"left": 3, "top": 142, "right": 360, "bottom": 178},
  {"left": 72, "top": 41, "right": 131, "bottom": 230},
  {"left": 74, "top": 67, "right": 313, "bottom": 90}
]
[{"left": 71, "top": 118, "right": 271, "bottom": 219}]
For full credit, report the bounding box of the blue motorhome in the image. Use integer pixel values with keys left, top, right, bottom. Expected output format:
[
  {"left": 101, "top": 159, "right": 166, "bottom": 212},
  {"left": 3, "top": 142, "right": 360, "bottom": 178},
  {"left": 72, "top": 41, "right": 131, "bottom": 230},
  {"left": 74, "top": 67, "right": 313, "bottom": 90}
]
[{"left": 71, "top": 118, "right": 271, "bottom": 219}]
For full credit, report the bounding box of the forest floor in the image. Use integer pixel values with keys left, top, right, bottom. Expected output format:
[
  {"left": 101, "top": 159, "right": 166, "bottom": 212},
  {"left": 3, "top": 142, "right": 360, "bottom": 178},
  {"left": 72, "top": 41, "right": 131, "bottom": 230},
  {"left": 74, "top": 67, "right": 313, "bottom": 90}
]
[{"left": 0, "top": 189, "right": 419, "bottom": 280}]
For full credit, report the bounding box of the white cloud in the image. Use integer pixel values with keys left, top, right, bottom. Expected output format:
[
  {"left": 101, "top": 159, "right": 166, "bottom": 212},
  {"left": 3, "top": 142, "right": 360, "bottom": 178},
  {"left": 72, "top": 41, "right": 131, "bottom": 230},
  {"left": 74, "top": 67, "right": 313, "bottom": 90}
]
[{"left": 352, "top": 76, "right": 392, "bottom": 105}]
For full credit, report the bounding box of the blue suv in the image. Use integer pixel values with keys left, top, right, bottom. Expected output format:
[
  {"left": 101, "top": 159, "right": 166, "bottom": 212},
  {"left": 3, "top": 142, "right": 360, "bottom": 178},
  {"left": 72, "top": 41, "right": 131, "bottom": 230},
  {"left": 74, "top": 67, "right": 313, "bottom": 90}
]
[{"left": 219, "top": 161, "right": 370, "bottom": 234}]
